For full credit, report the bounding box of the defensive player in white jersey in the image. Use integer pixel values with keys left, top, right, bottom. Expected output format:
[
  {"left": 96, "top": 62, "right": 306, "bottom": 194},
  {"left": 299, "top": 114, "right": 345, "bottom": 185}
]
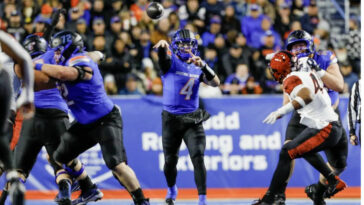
[
  {"left": 0, "top": 30, "right": 35, "bottom": 205},
  {"left": 252, "top": 51, "right": 346, "bottom": 205}
]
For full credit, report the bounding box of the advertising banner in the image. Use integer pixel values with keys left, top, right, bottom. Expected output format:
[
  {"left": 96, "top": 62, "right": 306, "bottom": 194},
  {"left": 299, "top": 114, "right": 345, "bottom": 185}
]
[{"left": 5, "top": 96, "right": 359, "bottom": 190}]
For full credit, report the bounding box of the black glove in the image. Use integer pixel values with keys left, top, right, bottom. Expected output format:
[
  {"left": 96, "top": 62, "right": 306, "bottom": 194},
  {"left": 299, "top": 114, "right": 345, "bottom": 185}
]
[
  {"left": 307, "top": 58, "right": 320, "bottom": 71},
  {"left": 43, "top": 9, "right": 63, "bottom": 42},
  {"left": 307, "top": 58, "right": 325, "bottom": 77}
]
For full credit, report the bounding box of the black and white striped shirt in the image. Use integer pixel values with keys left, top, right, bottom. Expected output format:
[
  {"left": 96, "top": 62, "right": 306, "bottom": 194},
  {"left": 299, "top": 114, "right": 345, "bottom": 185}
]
[{"left": 348, "top": 79, "right": 361, "bottom": 135}]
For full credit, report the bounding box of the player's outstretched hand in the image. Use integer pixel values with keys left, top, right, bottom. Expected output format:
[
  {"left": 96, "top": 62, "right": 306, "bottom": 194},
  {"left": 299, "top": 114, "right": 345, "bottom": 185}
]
[
  {"left": 350, "top": 134, "right": 359, "bottom": 146},
  {"left": 153, "top": 40, "right": 169, "bottom": 49},
  {"left": 16, "top": 90, "right": 35, "bottom": 119},
  {"left": 263, "top": 111, "right": 280, "bottom": 124},
  {"left": 187, "top": 51, "right": 205, "bottom": 67}
]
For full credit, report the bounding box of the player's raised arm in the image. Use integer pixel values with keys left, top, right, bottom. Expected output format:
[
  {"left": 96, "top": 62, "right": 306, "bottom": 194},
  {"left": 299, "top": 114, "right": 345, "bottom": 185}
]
[
  {"left": 43, "top": 8, "right": 66, "bottom": 42},
  {"left": 36, "top": 62, "right": 93, "bottom": 82},
  {"left": 153, "top": 39, "right": 172, "bottom": 74},
  {"left": 188, "top": 52, "right": 220, "bottom": 87},
  {"left": 14, "top": 63, "right": 55, "bottom": 91}
]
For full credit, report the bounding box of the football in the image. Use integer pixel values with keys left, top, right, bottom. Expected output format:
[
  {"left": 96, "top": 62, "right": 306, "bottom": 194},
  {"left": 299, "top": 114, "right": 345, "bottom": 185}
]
[{"left": 146, "top": 2, "right": 164, "bottom": 20}]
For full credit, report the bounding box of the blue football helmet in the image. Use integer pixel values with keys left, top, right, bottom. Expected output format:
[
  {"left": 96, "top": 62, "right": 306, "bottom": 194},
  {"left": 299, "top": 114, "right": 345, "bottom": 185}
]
[
  {"left": 171, "top": 29, "right": 198, "bottom": 61},
  {"left": 22, "top": 34, "right": 48, "bottom": 58},
  {"left": 286, "top": 30, "right": 315, "bottom": 58},
  {"left": 50, "top": 31, "right": 84, "bottom": 62}
]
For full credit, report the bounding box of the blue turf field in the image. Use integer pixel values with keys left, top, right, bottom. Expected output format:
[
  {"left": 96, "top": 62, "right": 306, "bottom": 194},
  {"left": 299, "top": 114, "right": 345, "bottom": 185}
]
[{"left": 24, "top": 199, "right": 361, "bottom": 205}]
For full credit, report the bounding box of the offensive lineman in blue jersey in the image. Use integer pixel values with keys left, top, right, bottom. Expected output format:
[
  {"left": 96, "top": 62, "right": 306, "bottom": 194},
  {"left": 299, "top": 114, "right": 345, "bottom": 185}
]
[
  {"left": 14, "top": 35, "right": 74, "bottom": 205},
  {"left": 8, "top": 34, "right": 103, "bottom": 205},
  {"left": 35, "top": 31, "right": 150, "bottom": 205},
  {"left": 259, "top": 30, "right": 347, "bottom": 205},
  {"left": 153, "top": 29, "right": 220, "bottom": 205}
]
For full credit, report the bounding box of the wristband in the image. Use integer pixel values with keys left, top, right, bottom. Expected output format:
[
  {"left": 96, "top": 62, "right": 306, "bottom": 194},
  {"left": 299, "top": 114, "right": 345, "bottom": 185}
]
[
  {"left": 35, "top": 63, "right": 43, "bottom": 71},
  {"left": 201, "top": 63, "right": 216, "bottom": 81},
  {"left": 276, "top": 102, "right": 294, "bottom": 116},
  {"left": 316, "top": 69, "right": 326, "bottom": 78}
]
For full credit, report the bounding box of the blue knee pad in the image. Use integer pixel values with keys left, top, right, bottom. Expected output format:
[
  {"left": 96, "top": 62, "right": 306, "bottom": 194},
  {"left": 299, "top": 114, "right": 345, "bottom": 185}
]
[{"left": 63, "top": 163, "right": 84, "bottom": 179}]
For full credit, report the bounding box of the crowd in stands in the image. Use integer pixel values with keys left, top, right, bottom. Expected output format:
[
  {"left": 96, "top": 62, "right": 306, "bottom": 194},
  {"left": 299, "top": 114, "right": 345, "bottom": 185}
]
[{"left": 0, "top": 0, "right": 361, "bottom": 96}]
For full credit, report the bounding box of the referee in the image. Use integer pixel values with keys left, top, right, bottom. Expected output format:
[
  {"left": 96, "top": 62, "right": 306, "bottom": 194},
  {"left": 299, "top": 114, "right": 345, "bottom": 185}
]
[{"left": 348, "top": 79, "right": 361, "bottom": 145}]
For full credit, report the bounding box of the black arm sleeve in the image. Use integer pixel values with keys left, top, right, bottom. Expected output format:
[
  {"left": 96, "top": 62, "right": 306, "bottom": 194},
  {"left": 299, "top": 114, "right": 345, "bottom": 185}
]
[
  {"left": 43, "top": 9, "right": 63, "bottom": 42},
  {"left": 158, "top": 47, "right": 172, "bottom": 74}
]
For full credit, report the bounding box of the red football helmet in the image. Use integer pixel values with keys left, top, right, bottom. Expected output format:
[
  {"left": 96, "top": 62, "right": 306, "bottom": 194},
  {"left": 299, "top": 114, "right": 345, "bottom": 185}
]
[{"left": 269, "top": 51, "right": 295, "bottom": 83}]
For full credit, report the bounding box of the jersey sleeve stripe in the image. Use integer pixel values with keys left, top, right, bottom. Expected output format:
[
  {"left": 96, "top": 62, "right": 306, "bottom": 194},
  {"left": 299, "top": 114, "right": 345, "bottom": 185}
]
[
  {"left": 69, "top": 55, "right": 88, "bottom": 62},
  {"left": 68, "top": 57, "right": 90, "bottom": 66}
]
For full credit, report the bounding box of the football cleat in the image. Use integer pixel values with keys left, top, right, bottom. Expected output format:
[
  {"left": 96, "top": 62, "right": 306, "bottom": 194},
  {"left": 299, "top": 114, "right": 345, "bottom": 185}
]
[
  {"left": 273, "top": 193, "right": 286, "bottom": 205},
  {"left": 305, "top": 184, "right": 317, "bottom": 201},
  {"left": 314, "top": 198, "right": 326, "bottom": 205},
  {"left": 70, "top": 179, "right": 81, "bottom": 192},
  {"left": 252, "top": 191, "right": 278, "bottom": 205},
  {"left": 55, "top": 180, "right": 71, "bottom": 205},
  {"left": 324, "top": 176, "right": 347, "bottom": 198},
  {"left": 165, "top": 198, "right": 175, "bottom": 205},
  {"left": 198, "top": 194, "right": 207, "bottom": 205},
  {"left": 55, "top": 179, "right": 81, "bottom": 202},
  {"left": 8, "top": 180, "right": 25, "bottom": 205},
  {"left": 71, "top": 186, "right": 103, "bottom": 205},
  {"left": 251, "top": 199, "right": 272, "bottom": 205},
  {"left": 57, "top": 197, "right": 71, "bottom": 205},
  {"left": 305, "top": 184, "right": 326, "bottom": 205},
  {"left": 166, "top": 185, "right": 178, "bottom": 200},
  {"left": 135, "top": 198, "right": 150, "bottom": 205}
]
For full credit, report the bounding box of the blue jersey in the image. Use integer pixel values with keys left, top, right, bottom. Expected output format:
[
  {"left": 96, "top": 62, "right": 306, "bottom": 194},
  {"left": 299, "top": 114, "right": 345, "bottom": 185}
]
[
  {"left": 33, "top": 50, "right": 68, "bottom": 113},
  {"left": 59, "top": 52, "right": 114, "bottom": 124},
  {"left": 312, "top": 51, "right": 339, "bottom": 105},
  {"left": 162, "top": 53, "right": 203, "bottom": 114}
]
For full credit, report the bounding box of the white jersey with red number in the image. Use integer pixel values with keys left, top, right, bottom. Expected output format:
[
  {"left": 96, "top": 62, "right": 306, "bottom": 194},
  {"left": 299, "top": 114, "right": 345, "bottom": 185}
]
[{"left": 283, "top": 71, "right": 338, "bottom": 129}]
